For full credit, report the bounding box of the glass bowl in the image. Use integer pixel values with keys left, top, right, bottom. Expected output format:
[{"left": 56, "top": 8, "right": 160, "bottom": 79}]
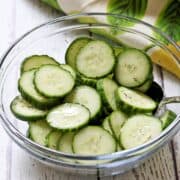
[{"left": 0, "top": 13, "right": 179, "bottom": 177}]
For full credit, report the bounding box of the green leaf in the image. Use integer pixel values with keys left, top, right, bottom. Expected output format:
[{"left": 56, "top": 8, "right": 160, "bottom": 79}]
[
  {"left": 107, "top": 0, "right": 148, "bottom": 34},
  {"left": 155, "top": 0, "right": 180, "bottom": 42}
]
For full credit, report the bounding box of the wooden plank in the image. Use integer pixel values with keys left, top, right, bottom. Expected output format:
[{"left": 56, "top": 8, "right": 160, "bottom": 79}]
[
  {"left": 162, "top": 70, "right": 180, "bottom": 179},
  {"left": 110, "top": 141, "right": 176, "bottom": 179},
  {"left": 172, "top": 132, "right": 180, "bottom": 179},
  {"left": 14, "top": 0, "right": 60, "bottom": 37},
  {"left": 10, "top": 144, "right": 96, "bottom": 180},
  {"left": 118, "top": 144, "right": 176, "bottom": 180},
  {"left": 0, "top": 1, "right": 16, "bottom": 180},
  {"left": 100, "top": 144, "right": 176, "bottom": 180}
]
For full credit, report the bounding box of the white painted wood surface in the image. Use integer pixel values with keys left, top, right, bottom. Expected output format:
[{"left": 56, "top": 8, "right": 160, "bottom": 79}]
[{"left": 0, "top": 1, "right": 179, "bottom": 179}]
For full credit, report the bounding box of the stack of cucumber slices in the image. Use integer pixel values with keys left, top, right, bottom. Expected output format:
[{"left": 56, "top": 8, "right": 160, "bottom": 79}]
[{"left": 10, "top": 37, "right": 176, "bottom": 156}]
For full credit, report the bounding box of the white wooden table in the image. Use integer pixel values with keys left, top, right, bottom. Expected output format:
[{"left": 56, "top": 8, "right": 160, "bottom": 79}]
[{"left": 0, "top": 1, "right": 179, "bottom": 179}]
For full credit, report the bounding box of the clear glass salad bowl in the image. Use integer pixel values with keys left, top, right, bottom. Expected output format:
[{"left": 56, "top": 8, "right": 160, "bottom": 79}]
[{"left": 0, "top": 13, "right": 179, "bottom": 177}]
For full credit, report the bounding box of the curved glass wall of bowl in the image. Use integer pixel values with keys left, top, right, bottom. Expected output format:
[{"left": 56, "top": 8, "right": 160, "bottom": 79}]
[{"left": 0, "top": 13, "right": 179, "bottom": 176}]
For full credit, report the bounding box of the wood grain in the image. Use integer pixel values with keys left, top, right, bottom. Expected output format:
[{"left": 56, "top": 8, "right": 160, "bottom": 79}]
[
  {"left": 0, "top": 1, "right": 16, "bottom": 180},
  {"left": 172, "top": 132, "right": 180, "bottom": 179},
  {"left": 10, "top": 144, "right": 96, "bottom": 180},
  {"left": 0, "top": 1, "right": 179, "bottom": 180},
  {"left": 163, "top": 70, "right": 180, "bottom": 179}
]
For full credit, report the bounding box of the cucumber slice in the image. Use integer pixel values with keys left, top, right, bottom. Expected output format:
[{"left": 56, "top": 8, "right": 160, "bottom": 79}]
[
  {"left": 60, "top": 64, "right": 76, "bottom": 79},
  {"left": 29, "top": 120, "right": 53, "bottom": 146},
  {"left": 46, "top": 103, "right": 90, "bottom": 130},
  {"left": 117, "top": 144, "right": 123, "bottom": 151},
  {"left": 34, "top": 65, "right": 75, "bottom": 98},
  {"left": 58, "top": 132, "right": 75, "bottom": 154},
  {"left": 64, "top": 85, "right": 102, "bottom": 120},
  {"left": 115, "top": 48, "right": 152, "bottom": 87},
  {"left": 113, "top": 46, "right": 124, "bottom": 57},
  {"left": 19, "top": 69, "right": 59, "bottom": 109},
  {"left": 160, "top": 110, "right": 177, "bottom": 129},
  {"left": 102, "top": 116, "right": 113, "bottom": 135},
  {"left": 116, "top": 87, "right": 157, "bottom": 114},
  {"left": 26, "top": 128, "right": 31, "bottom": 139},
  {"left": 76, "top": 73, "right": 97, "bottom": 88},
  {"left": 146, "top": 81, "right": 164, "bottom": 102},
  {"left": 109, "top": 111, "right": 127, "bottom": 140},
  {"left": 103, "top": 107, "right": 111, "bottom": 117},
  {"left": 120, "top": 114, "right": 162, "bottom": 149},
  {"left": 73, "top": 126, "right": 116, "bottom": 155},
  {"left": 76, "top": 40, "right": 115, "bottom": 78},
  {"left": 21, "top": 55, "right": 59, "bottom": 73},
  {"left": 107, "top": 73, "right": 114, "bottom": 79},
  {"left": 65, "top": 37, "right": 91, "bottom": 69},
  {"left": 135, "top": 75, "right": 153, "bottom": 93},
  {"left": 97, "top": 78, "right": 118, "bottom": 112},
  {"left": 10, "top": 96, "right": 47, "bottom": 121},
  {"left": 47, "top": 130, "right": 62, "bottom": 150}
]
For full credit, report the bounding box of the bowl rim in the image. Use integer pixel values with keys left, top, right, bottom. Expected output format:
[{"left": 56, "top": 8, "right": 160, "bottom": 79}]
[{"left": 0, "top": 12, "right": 180, "bottom": 163}]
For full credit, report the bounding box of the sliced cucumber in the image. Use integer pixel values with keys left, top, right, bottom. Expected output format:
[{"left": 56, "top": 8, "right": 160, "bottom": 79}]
[
  {"left": 21, "top": 55, "right": 59, "bottom": 73},
  {"left": 27, "top": 128, "right": 31, "bottom": 139},
  {"left": 113, "top": 46, "right": 124, "bottom": 57},
  {"left": 97, "top": 78, "right": 118, "bottom": 112},
  {"left": 47, "top": 130, "right": 62, "bottom": 150},
  {"left": 19, "top": 69, "right": 59, "bottom": 109},
  {"left": 58, "top": 132, "right": 75, "bottom": 153},
  {"left": 115, "top": 48, "right": 152, "bottom": 87},
  {"left": 109, "top": 111, "right": 127, "bottom": 140},
  {"left": 65, "top": 37, "right": 91, "bottom": 69},
  {"left": 73, "top": 126, "right": 116, "bottom": 155},
  {"left": 120, "top": 114, "right": 162, "bottom": 149},
  {"left": 160, "top": 110, "right": 177, "bottom": 129},
  {"left": 65, "top": 85, "right": 102, "bottom": 120},
  {"left": 107, "top": 73, "right": 114, "bottom": 79},
  {"left": 116, "top": 87, "right": 157, "bottom": 114},
  {"left": 103, "top": 107, "right": 111, "bottom": 117},
  {"left": 34, "top": 65, "right": 75, "bottom": 98},
  {"left": 76, "top": 73, "right": 97, "bottom": 88},
  {"left": 117, "top": 144, "right": 123, "bottom": 151},
  {"left": 76, "top": 40, "right": 115, "bottom": 78},
  {"left": 29, "top": 120, "right": 53, "bottom": 146},
  {"left": 10, "top": 96, "right": 47, "bottom": 121},
  {"left": 146, "top": 81, "right": 164, "bottom": 102},
  {"left": 60, "top": 64, "right": 76, "bottom": 79},
  {"left": 135, "top": 75, "right": 153, "bottom": 93},
  {"left": 46, "top": 103, "right": 90, "bottom": 130},
  {"left": 102, "top": 116, "right": 113, "bottom": 135}
]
